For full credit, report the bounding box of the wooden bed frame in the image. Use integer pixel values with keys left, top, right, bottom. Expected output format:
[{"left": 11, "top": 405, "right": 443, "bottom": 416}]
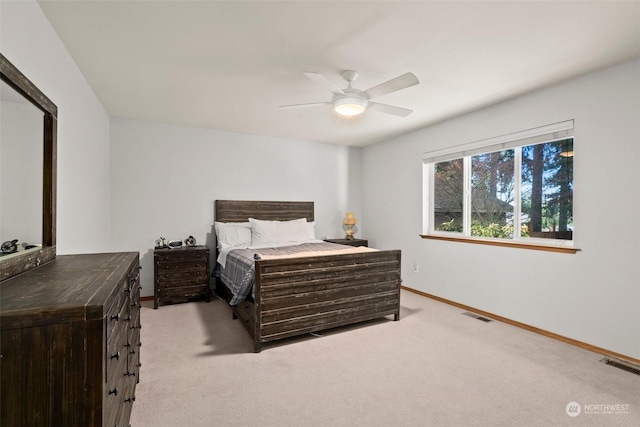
[{"left": 215, "top": 200, "right": 401, "bottom": 352}]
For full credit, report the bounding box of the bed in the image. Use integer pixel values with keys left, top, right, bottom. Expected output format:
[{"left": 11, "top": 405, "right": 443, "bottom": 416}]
[{"left": 214, "top": 200, "right": 401, "bottom": 352}]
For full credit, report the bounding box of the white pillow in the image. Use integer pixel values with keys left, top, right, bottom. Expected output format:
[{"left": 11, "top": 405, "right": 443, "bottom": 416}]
[
  {"left": 249, "top": 218, "right": 315, "bottom": 246},
  {"left": 214, "top": 221, "right": 252, "bottom": 249},
  {"left": 301, "top": 221, "right": 316, "bottom": 241}
]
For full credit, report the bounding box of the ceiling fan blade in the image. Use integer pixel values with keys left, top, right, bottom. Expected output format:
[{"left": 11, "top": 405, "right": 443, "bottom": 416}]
[
  {"left": 303, "top": 72, "right": 345, "bottom": 95},
  {"left": 279, "top": 101, "right": 331, "bottom": 109},
  {"left": 360, "top": 72, "right": 419, "bottom": 100},
  {"left": 368, "top": 102, "right": 413, "bottom": 117}
]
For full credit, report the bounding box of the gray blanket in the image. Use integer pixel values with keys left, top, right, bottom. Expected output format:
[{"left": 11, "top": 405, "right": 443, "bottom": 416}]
[{"left": 220, "top": 242, "right": 348, "bottom": 305}]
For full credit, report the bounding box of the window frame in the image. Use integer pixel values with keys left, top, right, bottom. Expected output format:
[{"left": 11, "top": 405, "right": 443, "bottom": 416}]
[{"left": 422, "top": 120, "right": 577, "bottom": 253}]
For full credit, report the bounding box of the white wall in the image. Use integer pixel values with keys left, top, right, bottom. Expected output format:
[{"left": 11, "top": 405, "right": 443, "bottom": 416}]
[
  {"left": 362, "top": 59, "right": 640, "bottom": 360},
  {"left": 110, "top": 118, "right": 362, "bottom": 297},
  {"left": 0, "top": 0, "right": 112, "bottom": 254}
]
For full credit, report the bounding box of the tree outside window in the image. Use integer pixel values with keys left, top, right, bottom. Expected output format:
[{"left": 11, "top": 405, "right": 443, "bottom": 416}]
[
  {"left": 434, "top": 159, "right": 464, "bottom": 232},
  {"left": 521, "top": 138, "right": 573, "bottom": 240}
]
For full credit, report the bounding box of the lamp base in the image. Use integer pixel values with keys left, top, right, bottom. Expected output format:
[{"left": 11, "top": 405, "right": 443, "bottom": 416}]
[{"left": 345, "top": 227, "right": 355, "bottom": 240}]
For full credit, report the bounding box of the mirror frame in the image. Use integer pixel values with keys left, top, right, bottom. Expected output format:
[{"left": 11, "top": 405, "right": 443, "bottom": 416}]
[{"left": 0, "top": 53, "right": 57, "bottom": 281}]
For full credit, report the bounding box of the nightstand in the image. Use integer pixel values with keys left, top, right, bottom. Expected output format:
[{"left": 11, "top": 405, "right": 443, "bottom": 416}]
[
  {"left": 324, "top": 238, "right": 368, "bottom": 247},
  {"left": 154, "top": 245, "right": 210, "bottom": 309}
]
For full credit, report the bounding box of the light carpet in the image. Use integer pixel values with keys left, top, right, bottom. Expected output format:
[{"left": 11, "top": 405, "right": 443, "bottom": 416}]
[{"left": 129, "top": 290, "right": 639, "bottom": 426}]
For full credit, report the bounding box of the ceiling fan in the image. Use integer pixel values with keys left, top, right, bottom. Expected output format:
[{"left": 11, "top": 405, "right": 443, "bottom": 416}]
[{"left": 280, "top": 70, "right": 419, "bottom": 118}]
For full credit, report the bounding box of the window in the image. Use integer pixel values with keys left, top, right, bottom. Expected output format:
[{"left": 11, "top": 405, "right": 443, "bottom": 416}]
[{"left": 424, "top": 121, "right": 574, "bottom": 247}]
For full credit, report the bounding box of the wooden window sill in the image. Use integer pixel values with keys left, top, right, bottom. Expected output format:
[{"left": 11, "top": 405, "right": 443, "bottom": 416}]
[{"left": 420, "top": 234, "right": 579, "bottom": 254}]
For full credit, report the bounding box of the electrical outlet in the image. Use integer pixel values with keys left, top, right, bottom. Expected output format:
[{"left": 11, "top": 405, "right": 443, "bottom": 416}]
[{"left": 413, "top": 262, "right": 419, "bottom": 273}]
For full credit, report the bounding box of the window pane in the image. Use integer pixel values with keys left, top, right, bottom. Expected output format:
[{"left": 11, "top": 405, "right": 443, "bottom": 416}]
[
  {"left": 521, "top": 138, "right": 573, "bottom": 240},
  {"left": 434, "top": 159, "right": 463, "bottom": 232},
  {"left": 470, "top": 150, "right": 515, "bottom": 238}
]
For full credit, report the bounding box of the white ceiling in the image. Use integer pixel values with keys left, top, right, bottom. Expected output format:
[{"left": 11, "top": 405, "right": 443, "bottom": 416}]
[{"left": 38, "top": 0, "right": 640, "bottom": 147}]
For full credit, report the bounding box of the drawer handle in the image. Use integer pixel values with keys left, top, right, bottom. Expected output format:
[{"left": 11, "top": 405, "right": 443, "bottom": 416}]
[
  {"left": 125, "top": 396, "right": 136, "bottom": 403},
  {"left": 110, "top": 351, "right": 120, "bottom": 360},
  {"left": 110, "top": 313, "right": 120, "bottom": 321},
  {"left": 126, "top": 371, "right": 136, "bottom": 377},
  {"left": 109, "top": 388, "right": 118, "bottom": 396},
  {"left": 129, "top": 349, "right": 136, "bottom": 355}
]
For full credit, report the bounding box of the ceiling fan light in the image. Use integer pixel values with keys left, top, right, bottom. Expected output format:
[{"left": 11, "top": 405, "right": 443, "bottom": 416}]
[{"left": 333, "top": 96, "right": 367, "bottom": 116}]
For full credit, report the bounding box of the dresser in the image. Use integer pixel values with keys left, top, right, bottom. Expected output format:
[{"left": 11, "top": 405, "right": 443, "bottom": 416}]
[
  {"left": 154, "top": 245, "right": 210, "bottom": 309},
  {"left": 0, "top": 252, "right": 141, "bottom": 427}
]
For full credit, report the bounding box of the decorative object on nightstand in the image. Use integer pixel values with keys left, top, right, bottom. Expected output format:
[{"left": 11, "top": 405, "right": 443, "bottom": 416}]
[
  {"left": 343, "top": 212, "right": 358, "bottom": 240},
  {"left": 154, "top": 245, "right": 210, "bottom": 309},
  {"left": 167, "top": 240, "right": 182, "bottom": 249},
  {"left": 155, "top": 236, "right": 167, "bottom": 249},
  {"left": 324, "top": 238, "right": 368, "bottom": 247}
]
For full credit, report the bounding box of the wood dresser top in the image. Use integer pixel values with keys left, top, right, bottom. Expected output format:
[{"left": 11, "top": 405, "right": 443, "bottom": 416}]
[{"left": 0, "top": 252, "right": 139, "bottom": 329}]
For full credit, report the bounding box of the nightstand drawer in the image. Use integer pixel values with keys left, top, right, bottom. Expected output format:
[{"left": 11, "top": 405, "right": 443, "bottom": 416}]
[
  {"left": 155, "top": 251, "right": 208, "bottom": 264},
  {"left": 156, "top": 274, "right": 208, "bottom": 288},
  {"left": 158, "top": 284, "right": 209, "bottom": 299},
  {"left": 157, "top": 261, "right": 207, "bottom": 272}
]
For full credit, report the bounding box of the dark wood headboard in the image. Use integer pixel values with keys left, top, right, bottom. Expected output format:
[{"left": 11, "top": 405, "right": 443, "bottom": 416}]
[{"left": 214, "top": 200, "right": 314, "bottom": 223}]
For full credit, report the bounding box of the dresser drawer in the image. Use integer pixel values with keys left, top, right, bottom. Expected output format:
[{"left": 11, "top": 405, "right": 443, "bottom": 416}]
[
  {"left": 128, "top": 309, "right": 141, "bottom": 356},
  {"left": 106, "top": 343, "right": 127, "bottom": 388},
  {"left": 104, "top": 363, "right": 128, "bottom": 427},
  {"left": 105, "top": 255, "right": 140, "bottom": 427},
  {"left": 117, "top": 377, "right": 137, "bottom": 427},
  {"left": 106, "top": 290, "right": 126, "bottom": 333}
]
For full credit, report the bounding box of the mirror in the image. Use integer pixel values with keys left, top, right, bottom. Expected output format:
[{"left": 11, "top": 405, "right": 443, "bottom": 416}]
[
  {"left": 1, "top": 80, "right": 44, "bottom": 256},
  {"left": 0, "top": 54, "right": 57, "bottom": 281}
]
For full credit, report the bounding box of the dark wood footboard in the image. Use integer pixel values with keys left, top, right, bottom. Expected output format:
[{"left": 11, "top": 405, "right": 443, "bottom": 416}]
[
  {"left": 250, "top": 249, "right": 401, "bottom": 352},
  {"left": 214, "top": 200, "right": 402, "bottom": 353}
]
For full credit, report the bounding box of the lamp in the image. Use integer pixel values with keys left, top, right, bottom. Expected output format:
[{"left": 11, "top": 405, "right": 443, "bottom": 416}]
[
  {"left": 333, "top": 95, "right": 367, "bottom": 117},
  {"left": 559, "top": 139, "right": 574, "bottom": 158},
  {"left": 343, "top": 212, "right": 358, "bottom": 240}
]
